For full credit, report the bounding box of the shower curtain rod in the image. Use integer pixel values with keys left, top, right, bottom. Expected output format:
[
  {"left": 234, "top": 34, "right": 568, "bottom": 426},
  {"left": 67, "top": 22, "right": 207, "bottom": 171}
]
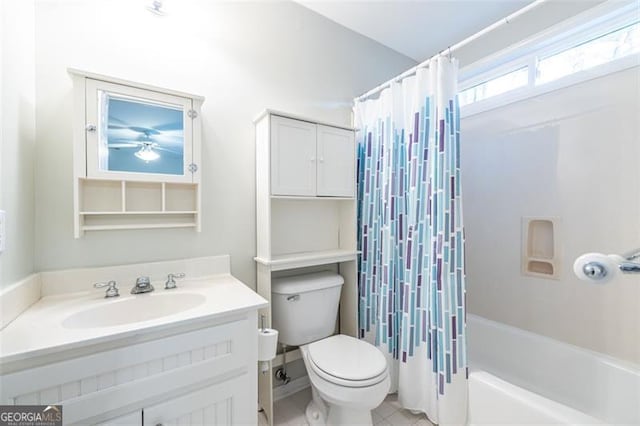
[{"left": 354, "top": 0, "right": 549, "bottom": 102}]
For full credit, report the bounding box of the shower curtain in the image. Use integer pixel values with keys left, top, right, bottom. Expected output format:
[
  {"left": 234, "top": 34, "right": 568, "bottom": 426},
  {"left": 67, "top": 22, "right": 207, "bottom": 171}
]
[{"left": 355, "top": 56, "right": 467, "bottom": 425}]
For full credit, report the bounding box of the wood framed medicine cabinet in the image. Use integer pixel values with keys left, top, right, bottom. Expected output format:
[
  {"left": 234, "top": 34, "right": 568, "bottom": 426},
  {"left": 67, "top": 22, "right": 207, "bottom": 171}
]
[{"left": 69, "top": 69, "right": 204, "bottom": 238}]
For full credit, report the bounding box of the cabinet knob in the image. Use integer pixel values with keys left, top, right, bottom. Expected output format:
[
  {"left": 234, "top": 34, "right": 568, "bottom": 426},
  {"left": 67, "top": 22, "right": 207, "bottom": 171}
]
[
  {"left": 319, "top": 157, "right": 324, "bottom": 163},
  {"left": 310, "top": 157, "right": 316, "bottom": 162}
]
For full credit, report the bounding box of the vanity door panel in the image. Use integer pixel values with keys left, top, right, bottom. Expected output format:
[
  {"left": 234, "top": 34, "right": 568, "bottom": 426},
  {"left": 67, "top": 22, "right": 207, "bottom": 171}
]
[
  {"left": 143, "top": 374, "right": 252, "bottom": 426},
  {"left": 96, "top": 410, "right": 142, "bottom": 426}
]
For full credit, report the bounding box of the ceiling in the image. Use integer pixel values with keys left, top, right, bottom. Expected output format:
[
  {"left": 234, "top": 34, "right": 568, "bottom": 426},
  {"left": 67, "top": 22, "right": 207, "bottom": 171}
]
[{"left": 298, "top": 0, "right": 534, "bottom": 62}]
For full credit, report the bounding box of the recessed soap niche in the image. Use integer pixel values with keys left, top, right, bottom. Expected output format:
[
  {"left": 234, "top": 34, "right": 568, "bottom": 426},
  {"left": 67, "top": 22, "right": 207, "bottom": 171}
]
[{"left": 522, "top": 217, "right": 560, "bottom": 279}]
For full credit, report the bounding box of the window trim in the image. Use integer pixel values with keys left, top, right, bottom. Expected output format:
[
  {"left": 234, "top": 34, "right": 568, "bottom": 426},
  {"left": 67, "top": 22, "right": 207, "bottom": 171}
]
[
  {"left": 459, "top": 1, "right": 640, "bottom": 118},
  {"left": 459, "top": 63, "right": 531, "bottom": 106}
]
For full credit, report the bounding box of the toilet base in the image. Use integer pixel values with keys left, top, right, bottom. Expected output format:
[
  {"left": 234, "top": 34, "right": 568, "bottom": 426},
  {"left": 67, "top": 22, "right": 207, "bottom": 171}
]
[
  {"left": 326, "top": 404, "right": 373, "bottom": 425},
  {"left": 305, "top": 399, "right": 325, "bottom": 426},
  {"left": 305, "top": 399, "right": 373, "bottom": 426}
]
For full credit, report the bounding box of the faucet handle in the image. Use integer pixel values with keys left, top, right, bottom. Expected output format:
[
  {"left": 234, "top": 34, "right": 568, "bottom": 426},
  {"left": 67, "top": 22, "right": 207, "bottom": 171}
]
[
  {"left": 94, "top": 280, "right": 119, "bottom": 298},
  {"left": 165, "top": 273, "right": 185, "bottom": 290}
]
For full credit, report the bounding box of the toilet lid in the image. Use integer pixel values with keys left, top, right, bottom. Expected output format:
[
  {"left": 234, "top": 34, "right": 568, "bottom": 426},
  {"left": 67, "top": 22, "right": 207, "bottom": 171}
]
[{"left": 308, "top": 335, "right": 387, "bottom": 382}]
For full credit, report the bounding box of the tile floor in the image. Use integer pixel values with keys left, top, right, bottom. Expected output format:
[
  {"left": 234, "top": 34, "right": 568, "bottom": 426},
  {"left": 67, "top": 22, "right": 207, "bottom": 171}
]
[{"left": 262, "top": 387, "right": 434, "bottom": 426}]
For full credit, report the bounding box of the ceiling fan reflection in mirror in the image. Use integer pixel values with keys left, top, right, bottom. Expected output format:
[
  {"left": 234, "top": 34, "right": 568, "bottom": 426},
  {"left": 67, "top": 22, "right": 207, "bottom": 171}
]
[{"left": 107, "top": 124, "right": 182, "bottom": 163}]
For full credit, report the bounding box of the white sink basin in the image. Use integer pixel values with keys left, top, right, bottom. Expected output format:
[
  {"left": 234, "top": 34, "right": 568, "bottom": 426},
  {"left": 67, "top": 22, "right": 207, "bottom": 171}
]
[{"left": 62, "top": 293, "right": 206, "bottom": 329}]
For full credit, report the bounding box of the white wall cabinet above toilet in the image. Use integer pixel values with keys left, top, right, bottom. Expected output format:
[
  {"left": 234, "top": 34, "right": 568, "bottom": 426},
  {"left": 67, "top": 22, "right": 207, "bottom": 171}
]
[
  {"left": 254, "top": 110, "right": 359, "bottom": 426},
  {"left": 269, "top": 115, "right": 355, "bottom": 198}
]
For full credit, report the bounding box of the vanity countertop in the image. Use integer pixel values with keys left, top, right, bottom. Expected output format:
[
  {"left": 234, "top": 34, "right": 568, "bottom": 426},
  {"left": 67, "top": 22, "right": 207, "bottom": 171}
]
[{"left": 0, "top": 274, "right": 267, "bottom": 371}]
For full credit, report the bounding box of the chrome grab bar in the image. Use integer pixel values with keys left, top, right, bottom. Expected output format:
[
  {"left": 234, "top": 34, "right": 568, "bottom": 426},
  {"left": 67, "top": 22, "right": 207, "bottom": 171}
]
[{"left": 579, "top": 247, "right": 640, "bottom": 281}]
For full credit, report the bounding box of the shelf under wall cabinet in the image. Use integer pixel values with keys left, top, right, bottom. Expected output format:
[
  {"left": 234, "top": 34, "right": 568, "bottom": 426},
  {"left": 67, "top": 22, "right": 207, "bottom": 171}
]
[
  {"left": 270, "top": 195, "right": 355, "bottom": 201},
  {"left": 82, "top": 223, "right": 197, "bottom": 232},
  {"left": 79, "top": 211, "right": 198, "bottom": 215},
  {"left": 76, "top": 177, "right": 200, "bottom": 236},
  {"left": 254, "top": 249, "right": 358, "bottom": 271}
]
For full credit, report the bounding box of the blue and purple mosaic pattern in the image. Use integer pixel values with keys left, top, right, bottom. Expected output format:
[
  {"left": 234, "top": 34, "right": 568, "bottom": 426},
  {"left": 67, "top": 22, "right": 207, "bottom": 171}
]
[{"left": 357, "top": 95, "right": 467, "bottom": 395}]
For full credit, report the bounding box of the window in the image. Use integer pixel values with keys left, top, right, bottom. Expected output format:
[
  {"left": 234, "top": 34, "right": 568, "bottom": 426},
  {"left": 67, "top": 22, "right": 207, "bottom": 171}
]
[
  {"left": 458, "top": 2, "right": 639, "bottom": 114},
  {"left": 536, "top": 22, "right": 640, "bottom": 84},
  {"left": 459, "top": 67, "right": 528, "bottom": 106}
]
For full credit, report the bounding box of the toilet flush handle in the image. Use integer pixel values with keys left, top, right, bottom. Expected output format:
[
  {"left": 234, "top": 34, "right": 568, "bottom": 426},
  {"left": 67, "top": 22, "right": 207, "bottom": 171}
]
[{"left": 286, "top": 294, "right": 300, "bottom": 302}]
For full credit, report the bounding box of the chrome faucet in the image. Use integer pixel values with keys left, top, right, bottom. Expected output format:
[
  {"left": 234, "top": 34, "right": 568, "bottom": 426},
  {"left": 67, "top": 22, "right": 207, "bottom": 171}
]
[
  {"left": 94, "top": 280, "right": 119, "bottom": 298},
  {"left": 165, "top": 273, "right": 185, "bottom": 290},
  {"left": 131, "top": 276, "right": 154, "bottom": 294}
]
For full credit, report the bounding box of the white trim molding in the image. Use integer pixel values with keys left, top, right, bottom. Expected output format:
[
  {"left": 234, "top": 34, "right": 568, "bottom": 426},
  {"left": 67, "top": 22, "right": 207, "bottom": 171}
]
[{"left": 459, "top": 1, "right": 640, "bottom": 117}]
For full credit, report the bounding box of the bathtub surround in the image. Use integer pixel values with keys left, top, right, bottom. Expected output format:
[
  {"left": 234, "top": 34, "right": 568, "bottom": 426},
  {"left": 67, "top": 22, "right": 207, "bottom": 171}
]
[
  {"left": 30, "top": 0, "right": 415, "bottom": 290},
  {"left": 355, "top": 57, "right": 466, "bottom": 425},
  {"left": 462, "top": 66, "right": 640, "bottom": 363}
]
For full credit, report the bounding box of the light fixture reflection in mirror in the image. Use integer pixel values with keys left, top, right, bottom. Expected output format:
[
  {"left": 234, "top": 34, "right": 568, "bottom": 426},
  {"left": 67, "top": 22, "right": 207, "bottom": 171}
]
[
  {"left": 147, "top": 0, "right": 165, "bottom": 15},
  {"left": 101, "top": 91, "right": 185, "bottom": 175},
  {"left": 135, "top": 142, "right": 161, "bottom": 162}
]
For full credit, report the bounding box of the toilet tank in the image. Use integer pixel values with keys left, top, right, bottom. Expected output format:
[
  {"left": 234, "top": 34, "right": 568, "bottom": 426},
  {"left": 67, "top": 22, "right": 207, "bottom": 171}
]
[{"left": 271, "top": 271, "right": 344, "bottom": 346}]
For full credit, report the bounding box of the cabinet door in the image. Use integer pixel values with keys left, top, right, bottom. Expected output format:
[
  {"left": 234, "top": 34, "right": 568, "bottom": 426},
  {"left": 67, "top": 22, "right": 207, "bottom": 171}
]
[
  {"left": 270, "top": 116, "right": 317, "bottom": 196},
  {"left": 85, "top": 79, "right": 195, "bottom": 183},
  {"left": 316, "top": 125, "right": 355, "bottom": 197},
  {"left": 143, "top": 374, "right": 252, "bottom": 426},
  {"left": 96, "top": 411, "right": 142, "bottom": 426}
]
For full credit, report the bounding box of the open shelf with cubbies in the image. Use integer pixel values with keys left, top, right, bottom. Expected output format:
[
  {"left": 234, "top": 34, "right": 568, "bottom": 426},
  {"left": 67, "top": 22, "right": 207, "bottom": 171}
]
[{"left": 75, "top": 178, "right": 200, "bottom": 237}]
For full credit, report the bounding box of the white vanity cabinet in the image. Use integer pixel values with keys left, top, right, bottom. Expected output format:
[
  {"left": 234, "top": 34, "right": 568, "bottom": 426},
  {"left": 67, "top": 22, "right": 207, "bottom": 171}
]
[
  {"left": 269, "top": 114, "right": 355, "bottom": 198},
  {"left": 1, "top": 314, "right": 258, "bottom": 426}
]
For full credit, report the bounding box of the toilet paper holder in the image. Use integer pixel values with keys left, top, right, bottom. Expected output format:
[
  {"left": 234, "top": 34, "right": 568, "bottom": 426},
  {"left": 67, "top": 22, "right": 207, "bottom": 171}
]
[{"left": 579, "top": 248, "right": 640, "bottom": 280}]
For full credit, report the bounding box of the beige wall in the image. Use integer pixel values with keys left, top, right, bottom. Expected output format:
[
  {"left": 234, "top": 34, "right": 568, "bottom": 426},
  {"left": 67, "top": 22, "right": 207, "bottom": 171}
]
[
  {"left": 32, "top": 0, "right": 415, "bottom": 288},
  {"left": 0, "top": 0, "right": 36, "bottom": 288},
  {"left": 462, "top": 67, "right": 640, "bottom": 363}
]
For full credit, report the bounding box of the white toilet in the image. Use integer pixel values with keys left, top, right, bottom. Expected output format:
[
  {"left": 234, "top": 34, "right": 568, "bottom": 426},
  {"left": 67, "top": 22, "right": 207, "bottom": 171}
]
[{"left": 272, "top": 271, "right": 390, "bottom": 426}]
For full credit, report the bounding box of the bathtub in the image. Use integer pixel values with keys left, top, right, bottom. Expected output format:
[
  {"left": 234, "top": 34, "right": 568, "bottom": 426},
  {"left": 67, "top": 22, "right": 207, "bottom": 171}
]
[
  {"left": 467, "top": 314, "right": 640, "bottom": 425},
  {"left": 468, "top": 370, "right": 602, "bottom": 425}
]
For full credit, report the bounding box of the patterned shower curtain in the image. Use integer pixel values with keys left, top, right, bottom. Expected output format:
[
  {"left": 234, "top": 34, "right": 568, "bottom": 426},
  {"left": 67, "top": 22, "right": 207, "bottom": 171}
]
[{"left": 355, "top": 56, "right": 467, "bottom": 425}]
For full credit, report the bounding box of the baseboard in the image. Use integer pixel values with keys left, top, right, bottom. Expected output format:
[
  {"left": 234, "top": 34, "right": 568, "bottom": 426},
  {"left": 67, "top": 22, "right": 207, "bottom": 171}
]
[{"left": 273, "top": 375, "right": 310, "bottom": 402}]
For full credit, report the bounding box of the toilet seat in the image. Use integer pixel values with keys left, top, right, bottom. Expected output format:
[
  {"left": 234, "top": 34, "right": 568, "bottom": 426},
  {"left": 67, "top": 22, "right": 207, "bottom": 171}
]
[{"left": 307, "top": 335, "right": 388, "bottom": 388}]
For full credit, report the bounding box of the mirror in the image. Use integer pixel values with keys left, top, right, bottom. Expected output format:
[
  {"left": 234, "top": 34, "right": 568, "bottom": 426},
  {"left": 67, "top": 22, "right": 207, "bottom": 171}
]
[
  {"left": 82, "top": 75, "right": 196, "bottom": 183},
  {"left": 98, "top": 91, "right": 185, "bottom": 175}
]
